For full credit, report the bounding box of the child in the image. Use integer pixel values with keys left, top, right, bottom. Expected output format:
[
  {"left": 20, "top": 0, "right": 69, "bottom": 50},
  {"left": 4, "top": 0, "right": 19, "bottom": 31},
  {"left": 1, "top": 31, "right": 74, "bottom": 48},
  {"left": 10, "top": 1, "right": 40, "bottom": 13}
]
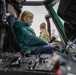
[
  {"left": 14, "top": 10, "right": 55, "bottom": 55},
  {"left": 39, "top": 22, "right": 50, "bottom": 42}
]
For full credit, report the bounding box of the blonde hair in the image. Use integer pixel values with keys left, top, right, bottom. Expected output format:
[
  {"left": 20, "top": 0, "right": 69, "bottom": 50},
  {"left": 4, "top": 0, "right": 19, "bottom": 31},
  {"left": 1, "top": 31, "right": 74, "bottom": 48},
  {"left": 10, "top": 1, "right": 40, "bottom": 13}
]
[
  {"left": 40, "top": 22, "right": 46, "bottom": 29},
  {"left": 20, "top": 10, "right": 34, "bottom": 21}
]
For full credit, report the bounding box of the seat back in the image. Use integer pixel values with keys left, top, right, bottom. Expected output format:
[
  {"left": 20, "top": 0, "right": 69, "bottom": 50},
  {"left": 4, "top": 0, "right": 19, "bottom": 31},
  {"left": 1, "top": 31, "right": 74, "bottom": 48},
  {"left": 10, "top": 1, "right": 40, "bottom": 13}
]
[
  {"left": 1, "top": 15, "right": 19, "bottom": 52},
  {"left": 6, "top": 15, "right": 19, "bottom": 52}
]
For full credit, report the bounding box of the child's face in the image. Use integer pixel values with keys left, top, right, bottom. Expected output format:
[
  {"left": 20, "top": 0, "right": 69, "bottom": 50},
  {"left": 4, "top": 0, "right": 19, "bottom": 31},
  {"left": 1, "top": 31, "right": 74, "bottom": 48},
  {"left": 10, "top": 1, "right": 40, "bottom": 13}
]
[{"left": 24, "top": 17, "right": 33, "bottom": 25}]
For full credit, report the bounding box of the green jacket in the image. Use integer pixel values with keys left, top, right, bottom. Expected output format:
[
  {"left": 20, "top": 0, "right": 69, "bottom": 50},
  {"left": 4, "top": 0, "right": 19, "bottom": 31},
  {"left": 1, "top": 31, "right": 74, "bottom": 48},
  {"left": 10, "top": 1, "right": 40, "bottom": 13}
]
[{"left": 14, "top": 21, "right": 48, "bottom": 53}]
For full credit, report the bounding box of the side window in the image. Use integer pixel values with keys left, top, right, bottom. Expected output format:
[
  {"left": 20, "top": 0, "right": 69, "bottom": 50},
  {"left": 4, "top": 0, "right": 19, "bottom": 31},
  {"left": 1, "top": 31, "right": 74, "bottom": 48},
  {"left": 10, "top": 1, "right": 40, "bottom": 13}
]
[
  {"left": 48, "top": 1, "right": 67, "bottom": 43},
  {"left": 51, "top": 2, "right": 65, "bottom": 42},
  {"left": 50, "top": 18, "right": 61, "bottom": 41}
]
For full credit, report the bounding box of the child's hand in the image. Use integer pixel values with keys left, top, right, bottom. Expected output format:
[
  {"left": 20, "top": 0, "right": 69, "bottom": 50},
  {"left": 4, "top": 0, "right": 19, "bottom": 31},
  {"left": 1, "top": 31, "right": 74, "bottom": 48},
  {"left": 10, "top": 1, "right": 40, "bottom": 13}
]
[{"left": 49, "top": 42, "right": 57, "bottom": 47}]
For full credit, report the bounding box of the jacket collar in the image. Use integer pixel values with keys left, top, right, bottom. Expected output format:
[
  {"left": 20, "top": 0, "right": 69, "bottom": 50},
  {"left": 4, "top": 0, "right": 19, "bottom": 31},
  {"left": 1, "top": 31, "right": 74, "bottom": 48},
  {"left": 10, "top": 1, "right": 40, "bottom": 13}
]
[{"left": 14, "top": 21, "right": 30, "bottom": 30}]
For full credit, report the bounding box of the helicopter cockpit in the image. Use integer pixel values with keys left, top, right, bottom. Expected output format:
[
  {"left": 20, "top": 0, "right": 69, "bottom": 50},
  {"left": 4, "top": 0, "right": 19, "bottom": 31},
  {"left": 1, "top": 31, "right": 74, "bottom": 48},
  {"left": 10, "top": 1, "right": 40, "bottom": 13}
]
[{"left": 0, "top": 0, "right": 76, "bottom": 75}]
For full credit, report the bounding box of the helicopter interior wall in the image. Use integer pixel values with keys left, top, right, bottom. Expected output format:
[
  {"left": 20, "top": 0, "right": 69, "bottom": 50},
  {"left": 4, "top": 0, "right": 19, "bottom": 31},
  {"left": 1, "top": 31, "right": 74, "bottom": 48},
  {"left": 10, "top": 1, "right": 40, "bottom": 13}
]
[{"left": 58, "top": 0, "right": 76, "bottom": 39}]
